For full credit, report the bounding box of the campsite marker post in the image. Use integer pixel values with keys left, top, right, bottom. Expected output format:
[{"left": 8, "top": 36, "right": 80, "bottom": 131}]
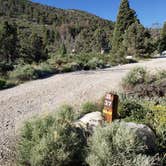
[{"left": 103, "top": 93, "right": 118, "bottom": 123}]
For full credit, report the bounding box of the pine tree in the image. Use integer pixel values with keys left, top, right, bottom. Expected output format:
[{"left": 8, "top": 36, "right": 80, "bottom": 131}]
[
  {"left": 123, "top": 22, "right": 152, "bottom": 57},
  {"left": 0, "top": 21, "right": 19, "bottom": 63},
  {"left": 158, "top": 22, "right": 166, "bottom": 54},
  {"left": 43, "top": 28, "right": 55, "bottom": 45},
  {"left": 59, "top": 43, "right": 67, "bottom": 56},
  {"left": 30, "top": 32, "right": 47, "bottom": 62},
  {"left": 111, "top": 0, "right": 138, "bottom": 60},
  {"left": 161, "top": 22, "right": 166, "bottom": 37},
  {"left": 94, "top": 28, "right": 108, "bottom": 50},
  {"left": 43, "top": 28, "right": 50, "bottom": 45}
]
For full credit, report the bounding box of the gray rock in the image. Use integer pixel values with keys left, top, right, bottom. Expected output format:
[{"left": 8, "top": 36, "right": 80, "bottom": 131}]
[
  {"left": 75, "top": 113, "right": 156, "bottom": 152},
  {"left": 74, "top": 112, "right": 103, "bottom": 133},
  {"left": 120, "top": 122, "right": 157, "bottom": 152}
]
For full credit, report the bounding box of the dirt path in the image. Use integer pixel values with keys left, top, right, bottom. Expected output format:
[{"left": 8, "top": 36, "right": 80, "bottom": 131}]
[{"left": 0, "top": 57, "right": 166, "bottom": 165}]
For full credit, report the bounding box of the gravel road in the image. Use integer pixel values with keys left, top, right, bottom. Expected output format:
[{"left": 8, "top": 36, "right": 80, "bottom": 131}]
[{"left": 0, "top": 57, "right": 166, "bottom": 165}]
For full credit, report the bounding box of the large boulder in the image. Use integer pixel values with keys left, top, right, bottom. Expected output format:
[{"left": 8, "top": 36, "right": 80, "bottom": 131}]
[
  {"left": 74, "top": 112, "right": 103, "bottom": 134},
  {"left": 118, "top": 122, "right": 157, "bottom": 153},
  {"left": 75, "top": 113, "right": 157, "bottom": 152}
]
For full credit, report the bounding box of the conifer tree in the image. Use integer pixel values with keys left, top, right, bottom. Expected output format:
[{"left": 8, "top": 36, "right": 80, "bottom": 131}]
[
  {"left": 43, "top": 28, "right": 50, "bottom": 45},
  {"left": 60, "top": 43, "right": 67, "bottom": 55},
  {"left": 158, "top": 22, "right": 166, "bottom": 54},
  {"left": 0, "top": 21, "right": 19, "bottom": 63},
  {"left": 111, "top": 0, "right": 138, "bottom": 61},
  {"left": 123, "top": 22, "right": 152, "bottom": 57},
  {"left": 30, "top": 33, "right": 47, "bottom": 62},
  {"left": 94, "top": 28, "right": 108, "bottom": 50}
]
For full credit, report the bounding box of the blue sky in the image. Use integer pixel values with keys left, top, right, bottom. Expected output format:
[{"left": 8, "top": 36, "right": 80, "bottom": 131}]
[{"left": 32, "top": 0, "right": 166, "bottom": 27}]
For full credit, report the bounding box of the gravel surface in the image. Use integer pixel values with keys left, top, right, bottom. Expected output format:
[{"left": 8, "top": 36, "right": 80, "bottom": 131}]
[{"left": 0, "top": 57, "right": 166, "bottom": 165}]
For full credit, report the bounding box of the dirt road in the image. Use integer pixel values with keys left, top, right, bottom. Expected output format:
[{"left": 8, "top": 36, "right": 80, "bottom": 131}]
[{"left": 0, "top": 57, "right": 166, "bottom": 165}]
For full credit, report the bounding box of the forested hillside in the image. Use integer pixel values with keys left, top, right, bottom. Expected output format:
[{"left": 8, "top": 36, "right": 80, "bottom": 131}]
[
  {"left": 0, "top": 0, "right": 165, "bottom": 89},
  {"left": 0, "top": 0, "right": 115, "bottom": 86},
  {"left": 0, "top": 0, "right": 114, "bottom": 57}
]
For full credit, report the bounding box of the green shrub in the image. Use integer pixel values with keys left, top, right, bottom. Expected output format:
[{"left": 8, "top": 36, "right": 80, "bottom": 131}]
[
  {"left": 156, "top": 124, "right": 166, "bottom": 151},
  {"left": 118, "top": 96, "right": 166, "bottom": 156},
  {"left": 60, "top": 63, "right": 73, "bottom": 73},
  {"left": 17, "top": 105, "right": 87, "bottom": 166},
  {"left": 118, "top": 99, "right": 148, "bottom": 122},
  {"left": 122, "top": 67, "right": 148, "bottom": 89},
  {"left": 0, "top": 78, "right": 6, "bottom": 89},
  {"left": 35, "top": 62, "right": 55, "bottom": 78},
  {"left": 157, "top": 70, "right": 166, "bottom": 80},
  {"left": 56, "top": 105, "right": 75, "bottom": 122},
  {"left": 86, "top": 57, "right": 105, "bottom": 70},
  {"left": 77, "top": 102, "right": 100, "bottom": 118},
  {"left": 122, "top": 68, "right": 166, "bottom": 97},
  {"left": 156, "top": 97, "right": 166, "bottom": 105},
  {"left": 6, "top": 80, "right": 17, "bottom": 88},
  {"left": 74, "top": 99, "right": 104, "bottom": 120},
  {"left": 0, "top": 62, "right": 14, "bottom": 74},
  {"left": 87, "top": 57, "right": 98, "bottom": 69},
  {"left": 131, "top": 154, "right": 158, "bottom": 166},
  {"left": 70, "top": 62, "right": 81, "bottom": 71},
  {"left": 0, "top": 78, "right": 17, "bottom": 90},
  {"left": 86, "top": 121, "right": 156, "bottom": 166},
  {"left": 133, "top": 78, "right": 166, "bottom": 97},
  {"left": 97, "top": 59, "right": 105, "bottom": 68},
  {"left": 9, "top": 64, "right": 38, "bottom": 82},
  {"left": 146, "top": 104, "right": 166, "bottom": 151}
]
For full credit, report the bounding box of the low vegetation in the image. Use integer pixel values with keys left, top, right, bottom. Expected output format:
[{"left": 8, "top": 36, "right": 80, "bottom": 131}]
[
  {"left": 119, "top": 98, "right": 166, "bottom": 165},
  {"left": 86, "top": 122, "right": 158, "bottom": 166},
  {"left": 17, "top": 91, "right": 166, "bottom": 165},
  {"left": 17, "top": 105, "right": 87, "bottom": 166},
  {"left": 0, "top": 78, "right": 6, "bottom": 89},
  {"left": 0, "top": 53, "right": 111, "bottom": 89},
  {"left": 79, "top": 101, "right": 103, "bottom": 118},
  {"left": 122, "top": 67, "right": 166, "bottom": 97}
]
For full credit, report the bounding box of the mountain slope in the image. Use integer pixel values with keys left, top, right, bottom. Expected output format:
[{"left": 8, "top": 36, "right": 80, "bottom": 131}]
[{"left": 0, "top": 0, "right": 114, "bottom": 53}]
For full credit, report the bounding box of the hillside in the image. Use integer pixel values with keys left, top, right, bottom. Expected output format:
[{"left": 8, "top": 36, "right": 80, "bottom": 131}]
[
  {"left": 0, "top": 0, "right": 115, "bottom": 88},
  {"left": 0, "top": 0, "right": 163, "bottom": 90},
  {"left": 0, "top": 0, "right": 114, "bottom": 53}
]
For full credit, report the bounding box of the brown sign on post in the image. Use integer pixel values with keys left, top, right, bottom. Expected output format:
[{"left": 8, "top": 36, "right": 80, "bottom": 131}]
[{"left": 103, "top": 93, "right": 118, "bottom": 123}]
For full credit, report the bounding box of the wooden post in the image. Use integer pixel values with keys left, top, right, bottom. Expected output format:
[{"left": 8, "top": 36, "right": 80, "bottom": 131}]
[{"left": 103, "top": 93, "right": 119, "bottom": 123}]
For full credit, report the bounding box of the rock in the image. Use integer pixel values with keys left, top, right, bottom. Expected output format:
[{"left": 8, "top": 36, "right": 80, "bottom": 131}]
[
  {"left": 119, "top": 122, "right": 157, "bottom": 153},
  {"left": 74, "top": 112, "right": 103, "bottom": 134}
]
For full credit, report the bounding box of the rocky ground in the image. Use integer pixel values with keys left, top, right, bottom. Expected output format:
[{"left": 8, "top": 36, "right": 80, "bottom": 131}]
[{"left": 0, "top": 57, "right": 166, "bottom": 165}]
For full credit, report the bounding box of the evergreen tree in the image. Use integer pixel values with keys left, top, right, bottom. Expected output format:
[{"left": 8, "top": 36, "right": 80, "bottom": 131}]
[
  {"left": 30, "top": 33, "right": 47, "bottom": 62},
  {"left": 158, "top": 22, "right": 166, "bottom": 54},
  {"left": 43, "top": 28, "right": 50, "bottom": 45},
  {"left": 94, "top": 28, "right": 108, "bottom": 50},
  {"left": 43, "top": 28, "right": 55, "bottom": 45},
  {"left": 0, "top": 21, "right": 19, "bottom": 63},
  {"left": 60, "top": 43, "right": 67, "bottom": 55},
  {"left": 111, "top": 0, "right": 138, "bottom": 60},
  {"left": 49, "top": 30, "right": 55, "bottom": 43},
  {"left": 123, "top": 22, "right": 153, "bottom": 57}
]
